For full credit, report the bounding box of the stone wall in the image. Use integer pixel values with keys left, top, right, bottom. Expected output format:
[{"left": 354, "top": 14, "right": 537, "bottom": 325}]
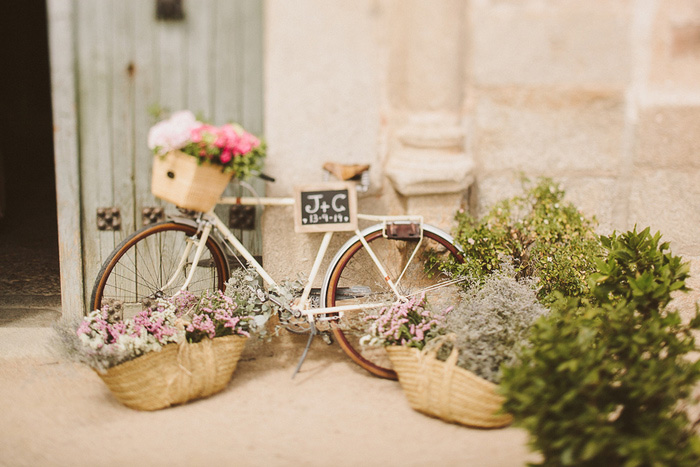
[{"left": 264, "top": 0, "right": 700, "bottom": 308}]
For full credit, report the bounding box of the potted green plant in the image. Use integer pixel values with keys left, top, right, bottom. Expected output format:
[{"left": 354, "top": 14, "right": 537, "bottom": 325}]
[
  {"left": 361, "top": 294, "right": 510, "bottom": 428},
  {"left": 55, "top": 300, "right": 188, "bottom": 410},
  {"left": 438, "top": 266, "right": 549, "bottom": 385}
]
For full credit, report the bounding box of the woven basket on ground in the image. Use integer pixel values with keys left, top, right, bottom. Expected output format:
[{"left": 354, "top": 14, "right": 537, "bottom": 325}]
[
  {"left": 151, "top": 150, "right": 233, "bottom": 212},
  {"left": 385, "top": 344, "right": 513, "bottom": 428},
  {"left": 97, "top": 335, "right": 247, "bottom": 411}
]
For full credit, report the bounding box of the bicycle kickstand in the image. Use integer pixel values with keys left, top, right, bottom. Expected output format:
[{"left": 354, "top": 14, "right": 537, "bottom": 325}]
[{"left": 291, "top": 319, "right": 318, "bottom": 379}]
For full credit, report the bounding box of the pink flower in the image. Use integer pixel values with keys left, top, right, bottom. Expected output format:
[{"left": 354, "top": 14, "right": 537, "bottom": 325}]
[
  {"left": 76, "top": 320, "right": 91, "bottom": 336},
  {"left": 190, "top": 128, "right": 202, "bottom": 143},
  {"left": 235, "top": 132, "right": 259, "bottom": 155},
  {"left": 221, "top": 149, "right": 232, "bottom": 164},
  {"left": 221, "top": 124, "right": 239, "bottom": 147},
  {"left": 187, "top": 314, "right": 216, "bottom": 339}
]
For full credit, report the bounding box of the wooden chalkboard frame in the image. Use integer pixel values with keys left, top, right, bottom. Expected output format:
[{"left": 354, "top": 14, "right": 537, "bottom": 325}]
[{"left": 294, "top": 182, "right": 358, "bottom": 233}]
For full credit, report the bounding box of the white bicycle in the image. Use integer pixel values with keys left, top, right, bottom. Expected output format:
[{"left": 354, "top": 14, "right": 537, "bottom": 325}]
[{"left": 90, "top": 163, "right": 465, "bottom": 379}]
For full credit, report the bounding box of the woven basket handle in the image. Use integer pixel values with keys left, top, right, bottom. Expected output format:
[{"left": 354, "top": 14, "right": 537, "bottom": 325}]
[{"left": 421, "top": 333, "right": 458, "bottom": 364}]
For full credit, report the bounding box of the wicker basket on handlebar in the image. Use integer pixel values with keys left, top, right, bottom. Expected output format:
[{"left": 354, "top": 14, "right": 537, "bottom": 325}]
[
  {"left": 151, "top": 150, "right": 232, "bottom": 212},
  {"left": 385, "top": 344, "right": 513, "bottom": 428},
  {"left": 97, "top": 335, "right": 247, "bottom": 411}
]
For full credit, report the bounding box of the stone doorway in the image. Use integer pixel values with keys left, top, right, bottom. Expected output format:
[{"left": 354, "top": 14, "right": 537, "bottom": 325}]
[{"left": 0, "top": 1, "right": 61, "bottom": 326}]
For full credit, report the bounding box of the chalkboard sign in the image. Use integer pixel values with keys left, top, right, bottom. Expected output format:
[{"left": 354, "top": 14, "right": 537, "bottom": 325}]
[{"left": 294, "top": 182, "right": 358, "bottom": 233}]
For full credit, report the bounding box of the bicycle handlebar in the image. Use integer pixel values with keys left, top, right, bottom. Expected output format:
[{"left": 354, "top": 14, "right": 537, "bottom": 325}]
[{"left": 257, "top": 172, "right": 276, "bottom": 183}]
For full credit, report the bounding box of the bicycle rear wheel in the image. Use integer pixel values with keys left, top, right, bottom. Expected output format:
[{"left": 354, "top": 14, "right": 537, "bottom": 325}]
[
  {"left": 322, "top": 224, "right": 464, "bottom": 379},
  {"left": 90, "top": 221, "right": 229, "bottom": 313}
]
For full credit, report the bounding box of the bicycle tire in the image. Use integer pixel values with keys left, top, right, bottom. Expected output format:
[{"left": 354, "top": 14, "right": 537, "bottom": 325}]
[
  {"left": 90, "top": 221, "right": 230, "bottom": 313},
  {"left": 321, "top": 224, "right": 464, "bottom": 379}
]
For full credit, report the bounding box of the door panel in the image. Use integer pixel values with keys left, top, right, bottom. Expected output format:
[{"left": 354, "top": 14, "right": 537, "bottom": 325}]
[{"left": 69, "top": 0, "right": 264, "bottom": 308}]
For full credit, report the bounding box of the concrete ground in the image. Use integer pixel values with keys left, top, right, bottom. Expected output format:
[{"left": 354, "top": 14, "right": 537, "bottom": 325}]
[{"left": 0, "top": 326, "right": 538, "bottom": 467}]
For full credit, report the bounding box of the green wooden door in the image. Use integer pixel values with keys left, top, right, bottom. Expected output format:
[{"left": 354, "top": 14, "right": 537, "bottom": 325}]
[{"left": 63, "top": 0, "right": 264, "bottom": 310}]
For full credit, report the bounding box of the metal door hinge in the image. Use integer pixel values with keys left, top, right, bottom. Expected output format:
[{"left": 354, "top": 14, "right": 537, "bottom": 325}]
[
  {"left": 229, "top": 205, "right": 256, "bottom": 230},
  {"left": 156, "top": 0, "right": 184, "bottom": 21},
  {"left": 142, "top": 207, "right": 165, "bottom": 226},
  {"left": 97, "top": 207, "right": 121, "bottom": 231}
]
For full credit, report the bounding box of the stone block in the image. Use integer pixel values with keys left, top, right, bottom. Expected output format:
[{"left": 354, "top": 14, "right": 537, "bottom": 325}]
[
  {"left": 628, "top": 169, "right": 700, "bottom": 257},
  {"left": 555, "top": 177, "right": 618, "bottom": 235},
  {"left": 649, "top": 0, "right": 700, "bottom": 92},
  {"left": 471, "top": 0, "right": 632, "bottom": 86},
  {"left": 386, "top": 0, "right": 466, "bottom": 112},
  {"left": 635, "top": 106, "right": 700, "bottom": 169},
  {"left": 261, "top": 206, "right": 322, "bottom": 286},
  {"left": 265, "top": 0, "right": 383, "bottom": 198},
  {"left": 474, "top": 174, "right": 617, "bottom": 234},
  {"left": 471, "top": 173, "right": 528, "bottom": 218},
  {"left": 475, "top": 87, "right": 626, "bottom": 174},
  {"left": 671, "top": 256, "right": 700, "bottom": 323},
  {"left": 385, "top": 149, "right": 475, "bottom": 196},
  {"left": 404, "top": 192, "right": 464, "bottom": 233}
]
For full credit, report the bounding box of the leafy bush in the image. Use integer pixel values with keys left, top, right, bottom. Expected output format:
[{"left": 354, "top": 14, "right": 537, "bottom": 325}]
[
  {"left": 445, "top": 178, "right": 603, "bottom": 305},
  {"left": 439, "top": 265, "right": 548, "bottom": 384},
  {"left": 500, "top": 227, "right": 700, "bottom": 466}
]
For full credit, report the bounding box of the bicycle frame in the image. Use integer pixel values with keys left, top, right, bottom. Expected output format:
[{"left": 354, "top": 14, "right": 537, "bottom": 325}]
[{"left": 171, "top": 194, "right": 427, "bottom": 324}]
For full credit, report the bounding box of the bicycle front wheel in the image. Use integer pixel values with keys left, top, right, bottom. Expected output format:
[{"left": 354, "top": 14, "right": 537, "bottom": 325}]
[
  {"left": 90, "top": 221, "right": 229, "bottom": 313},
  {"left": 322, "top": 224, "right": 464, "bottom": 379}
]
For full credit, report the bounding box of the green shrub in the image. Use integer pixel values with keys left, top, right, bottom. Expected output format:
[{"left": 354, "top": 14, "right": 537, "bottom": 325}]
[
  {"left": 445, "top": 178, "right": 603, "bottom": 305},
  {"left": 500, "top": 227, "right": 700, "bottom": 466},
  {"left": 438, "top": 265, "right": 548, "bottom": 384}
]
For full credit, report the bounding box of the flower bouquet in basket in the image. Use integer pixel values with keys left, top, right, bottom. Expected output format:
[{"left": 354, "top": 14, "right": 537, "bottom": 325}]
[
  {"left": 163, "top": 290, "right": 260, "bottom": 406},
  {"left": 54, "top": 302, "right": 188, "bottom": 410},
  {"left": 55, "top": 282, "right": 270, "bottom": 411},
  {"left": 148, "top": 110, "right": 266, "bottom": 212},
  {"left": 362, "top": 283, "right": 535, "bottom": 429}
]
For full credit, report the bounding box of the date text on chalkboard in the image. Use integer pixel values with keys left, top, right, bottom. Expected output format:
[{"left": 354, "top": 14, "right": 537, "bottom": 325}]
[{"left": 294, "top": 183, "right": 358, "bottom": 233}]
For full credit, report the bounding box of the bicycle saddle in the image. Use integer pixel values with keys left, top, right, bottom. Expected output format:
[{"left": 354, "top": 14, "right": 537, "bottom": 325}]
[{"left": 323, "top": 162, "right": 370, "bottom": 181}]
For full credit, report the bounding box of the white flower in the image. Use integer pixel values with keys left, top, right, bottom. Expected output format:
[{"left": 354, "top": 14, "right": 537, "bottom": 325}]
[
  {"left": 253, "top": 315, "right": 269, "bottom": 329},
  {"left": 467, "top": 238, "right": 476, "bottom": 245},
  {"left": 147, "top": 110, "right": 201, "bottom": 155}
]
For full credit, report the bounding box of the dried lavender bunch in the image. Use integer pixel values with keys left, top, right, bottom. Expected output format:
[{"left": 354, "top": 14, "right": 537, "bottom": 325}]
[
  {"left": 361, "top": 294, "right": 451, "bottom": 350},
  {"left": 52, "top": 301, "right": 184, "bottom": 372},
  {"left": 177, "top": 289, "right": 257, "bottom": 343},
  {"left": 441, "top": 264, "right": 548, "bottom": 383}
]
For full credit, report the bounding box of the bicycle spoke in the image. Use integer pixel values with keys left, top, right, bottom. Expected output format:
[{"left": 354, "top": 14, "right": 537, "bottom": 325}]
[
  {"left": 406, "top": 277, "right": 468, "bottom": 298},
  {"left": 324, "top": 226, "right": 464, "bottom": 379},
  {"left": 92, "top": 222, "right": 228, "bottom": 311}
]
